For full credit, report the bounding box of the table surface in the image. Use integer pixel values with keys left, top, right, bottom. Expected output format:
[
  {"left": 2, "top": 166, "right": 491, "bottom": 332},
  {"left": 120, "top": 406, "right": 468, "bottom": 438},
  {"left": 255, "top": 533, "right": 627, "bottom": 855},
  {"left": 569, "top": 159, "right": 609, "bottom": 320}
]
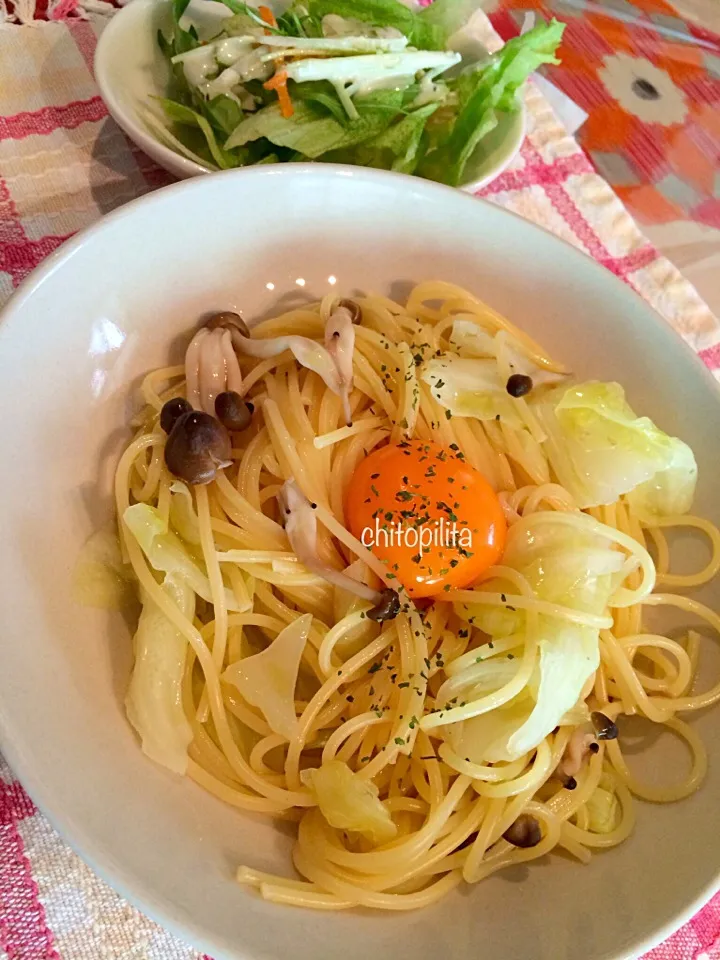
[{"left": 0, "top": 4, "right": 719, "bottom": 959}]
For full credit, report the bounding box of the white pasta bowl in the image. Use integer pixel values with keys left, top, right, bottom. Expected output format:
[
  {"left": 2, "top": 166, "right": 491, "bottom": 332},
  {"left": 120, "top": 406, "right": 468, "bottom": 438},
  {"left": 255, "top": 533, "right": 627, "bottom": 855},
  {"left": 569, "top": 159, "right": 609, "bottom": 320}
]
[
  {"left": 94, "top": 0, "right": 526, "bottom": 188},
  {"left": 0, "top": 165, "right": 719, "bottom": 960}
]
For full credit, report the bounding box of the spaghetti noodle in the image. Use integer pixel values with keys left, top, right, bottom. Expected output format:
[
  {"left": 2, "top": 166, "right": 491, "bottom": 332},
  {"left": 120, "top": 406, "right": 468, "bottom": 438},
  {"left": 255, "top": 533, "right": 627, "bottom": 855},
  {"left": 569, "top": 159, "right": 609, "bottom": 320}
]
[{"left": 114, "top": 282, "right": 720, "bottom": 910}]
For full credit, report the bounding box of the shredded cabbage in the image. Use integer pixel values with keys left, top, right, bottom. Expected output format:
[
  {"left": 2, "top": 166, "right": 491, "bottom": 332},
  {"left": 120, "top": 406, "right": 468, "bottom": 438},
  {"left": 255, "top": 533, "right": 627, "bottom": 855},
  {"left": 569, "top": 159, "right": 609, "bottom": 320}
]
[
  {"left": 534, "top": 381, "right": 697, "bottom": 513},
  {"left": 126, "top": 572, "right": 194, "bottom": 774},
  {"left": 303, "top": 759, "right": 397, "bottom": 845},
  {"left": 123, "top": 503, "right": 247, "bottom": 611},
  {"left": 223, "top": 614, "right": 312, "bottom": 738}
]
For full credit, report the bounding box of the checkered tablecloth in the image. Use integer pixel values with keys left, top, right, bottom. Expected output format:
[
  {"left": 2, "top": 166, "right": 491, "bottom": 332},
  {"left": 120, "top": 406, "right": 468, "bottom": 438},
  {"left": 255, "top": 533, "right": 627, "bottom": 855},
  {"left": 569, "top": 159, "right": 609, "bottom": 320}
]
[{"left": 1, "top": 9, "right": 720, "bottom": 960}]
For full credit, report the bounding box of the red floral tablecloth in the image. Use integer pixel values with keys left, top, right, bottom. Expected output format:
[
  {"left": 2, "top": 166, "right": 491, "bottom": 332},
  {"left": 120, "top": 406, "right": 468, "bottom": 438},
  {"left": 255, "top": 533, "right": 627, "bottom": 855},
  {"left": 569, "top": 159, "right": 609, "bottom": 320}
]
[{"left": 489, "top": 0, "right": 720, "bottom": 230}]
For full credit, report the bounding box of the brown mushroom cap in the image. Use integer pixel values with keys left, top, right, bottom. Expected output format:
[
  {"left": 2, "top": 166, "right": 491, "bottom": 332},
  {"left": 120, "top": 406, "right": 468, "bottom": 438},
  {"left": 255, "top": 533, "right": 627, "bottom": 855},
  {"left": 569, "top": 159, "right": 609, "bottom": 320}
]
[
  {"left": 591, "top": 711, "right": 618, "bottom": 740},
  {"left": 336, "top": 298, "right": 362, "bottom": 325},
  {"left": 164, "top": 411, "right": 232, "bottom": 485},
  {"left": 367, "top": 588, "right": 401, "bottom": 622},
  {"left": 503, "top": 814, "right": 542, "bottom": 848},
  {"left": 160, "top": 396, "right": 192, "bottom": 435},
  {"left": 215, "top": 391, "right": 254, "bottom": 432},
  {"left": 206, "top": 311, "right": 250, "bottom": 338},
  {"left": 506, "top": 373, "right": 533, "bottom": 398}
]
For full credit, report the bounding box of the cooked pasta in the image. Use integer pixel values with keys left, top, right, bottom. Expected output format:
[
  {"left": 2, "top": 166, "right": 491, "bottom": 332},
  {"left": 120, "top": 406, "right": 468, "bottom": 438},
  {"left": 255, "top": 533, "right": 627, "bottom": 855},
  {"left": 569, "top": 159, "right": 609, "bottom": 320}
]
[{"left": 113, "top": 282, "right": 719, "bottom": 910}]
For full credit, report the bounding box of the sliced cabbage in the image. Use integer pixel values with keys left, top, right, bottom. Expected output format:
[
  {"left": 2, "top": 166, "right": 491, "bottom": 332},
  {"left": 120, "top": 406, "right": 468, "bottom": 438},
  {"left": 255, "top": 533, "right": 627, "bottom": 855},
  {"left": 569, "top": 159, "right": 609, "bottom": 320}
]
[
  {"left": 449, "top": 623, "right": 598, "bottom": 763},
  {"left": 503, "top": 519, "right": 626, "bottom": 617},
  {"left": 534, "top": 381, "right": 697, "bottom": 513},
  {"left": 72, "top": 527, "right": 134, "bottom": 610},
  {"left": 508, "top": 622, "right": 598, "bottom": 758},
  {"left": 421, "top": 322, "right": 568, "bottom": 429},
  {"left": 455, "top": 517, "right": 624, "bottom": 638},
  {"left": 123, "top": 503, "right": 245, "bottom": 611},
  {"left": 169, "top": 481, "right": 201, "bottom": 545},
  {"left": 223, "top": 614, "right": 312, "bottom": 739},
  {"left": 627, "top": 438, "right": 697, "bottom": 518},
  {"left": 585, "top": 785, "right": 618, "bottom": 834},
  {"left": 303, "top": 760, "right": 397, "bottom": 845},
  {"left": 447, "top": 513, "right": 623, "bottom": 761},
  {"left": 449, "top": 697, "right": 531, "bottom": 764},
  {"left": 558, "top": 699, "right": 591, "bottom": 726},
  {"left": 449, "top": 319, "right": 569, "bottom": 386},
  {"left": 126, "top": 572, "right": 194, "bottom": 774},
  {"left": 448, "top": 318, "right": 497, "bottom": 359},
  {"left": 421, "top": 354, "right": 525, "bottom": 427}
]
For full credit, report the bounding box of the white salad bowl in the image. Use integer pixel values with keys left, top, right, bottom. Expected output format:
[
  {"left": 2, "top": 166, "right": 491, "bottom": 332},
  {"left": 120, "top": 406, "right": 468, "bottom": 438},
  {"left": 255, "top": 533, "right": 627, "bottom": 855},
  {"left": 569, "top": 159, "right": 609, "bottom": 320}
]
[
  {"left": 94, "top": 0, "right": 526, "bottom": 187},
  {"left": 0, "top": 165, "right": 719, "bottom": 960}
]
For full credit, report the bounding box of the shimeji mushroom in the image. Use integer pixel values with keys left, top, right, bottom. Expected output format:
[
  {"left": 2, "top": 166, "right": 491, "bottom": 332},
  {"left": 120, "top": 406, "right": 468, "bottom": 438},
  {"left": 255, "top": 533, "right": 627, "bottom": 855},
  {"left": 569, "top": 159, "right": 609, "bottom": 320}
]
[
  {"left": 278, "top": 479, "right": 400, "bottom": 622},
  {"left": 228, "top": 299, "right": 362, "bottom": 427}
]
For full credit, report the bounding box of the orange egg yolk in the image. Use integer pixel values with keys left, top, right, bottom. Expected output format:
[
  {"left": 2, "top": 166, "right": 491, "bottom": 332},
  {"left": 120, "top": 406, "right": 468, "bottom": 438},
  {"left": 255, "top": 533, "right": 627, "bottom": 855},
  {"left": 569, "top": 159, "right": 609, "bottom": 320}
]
[{"left": 345, "top": 440, "right": 506, "bottom": 599}]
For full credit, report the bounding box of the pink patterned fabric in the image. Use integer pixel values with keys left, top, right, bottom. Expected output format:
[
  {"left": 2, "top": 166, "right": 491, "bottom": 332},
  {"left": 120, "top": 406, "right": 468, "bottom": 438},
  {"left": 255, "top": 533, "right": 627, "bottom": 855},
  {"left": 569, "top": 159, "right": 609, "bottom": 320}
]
[{"left": 0, "top": 12, "right": 719, "bottom": 960}]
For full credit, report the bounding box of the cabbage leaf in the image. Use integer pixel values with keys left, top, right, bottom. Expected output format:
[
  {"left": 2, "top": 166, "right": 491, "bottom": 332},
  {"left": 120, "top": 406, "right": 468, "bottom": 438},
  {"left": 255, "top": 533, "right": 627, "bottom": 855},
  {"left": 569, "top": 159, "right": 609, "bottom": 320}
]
[
  {"left": 450, "top": 514, "right": 623, "bottom": 760},
  {"left": 124, "top": 503, "right": 247, "bottom": 611},
  {"left": 126, "top": 572, "right": 194, "bottom": 774},
  {"left": 223, "top": 613, "right": 312, "bottom": 738},
  {"left": 534, "top": 381, "right": 697, "bottom": 513},
  {"left": 304, "top": 759, "right": 397, "bottom": 844}
]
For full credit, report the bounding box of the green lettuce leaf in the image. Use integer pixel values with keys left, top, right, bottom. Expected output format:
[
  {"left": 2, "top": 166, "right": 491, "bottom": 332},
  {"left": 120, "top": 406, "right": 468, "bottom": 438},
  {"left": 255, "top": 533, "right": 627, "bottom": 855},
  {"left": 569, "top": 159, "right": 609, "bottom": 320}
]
[
  {"left": 277, "top": 5, "right": 324, "bottom": 38},
  {"left": 292, "top": 80, "right": 351, "bottom": 126},
  {"left": 225, "top": 88, "right": 405, "bottom": 156},
  {"left": 415, "top": 0, "right": 477, "bottom": 48},
  {"left": 156, "top": 97, "right": 242, "bottom": 168},
  {"left": 204, "top": 94, "right": 244, "bottom": 136},
  {"left": 364, "top": 101, "right": 439, "bottom": 172},
  {"left": 421, "top": 19, "right": 564, "bottom": 185},
  {"left": 306, "top": 0, "right": 416, "bottom": 36}
]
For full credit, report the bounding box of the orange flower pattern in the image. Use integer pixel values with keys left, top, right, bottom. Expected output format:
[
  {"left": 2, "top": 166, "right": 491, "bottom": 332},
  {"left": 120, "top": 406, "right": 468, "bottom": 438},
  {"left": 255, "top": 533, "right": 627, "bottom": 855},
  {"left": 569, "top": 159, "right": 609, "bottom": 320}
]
[{"left": 489, "top": 0, "right": 720, "bottom": 227}]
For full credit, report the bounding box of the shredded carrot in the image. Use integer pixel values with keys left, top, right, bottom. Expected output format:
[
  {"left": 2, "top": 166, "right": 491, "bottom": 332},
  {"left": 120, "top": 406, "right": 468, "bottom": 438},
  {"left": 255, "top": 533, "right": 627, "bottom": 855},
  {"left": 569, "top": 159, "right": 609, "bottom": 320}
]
[
  {"left": 264, "top": 69, "right": 294, "bottom": 119},
  {"left": 258, "top": 5, "right": 277, "bottom": 31}
]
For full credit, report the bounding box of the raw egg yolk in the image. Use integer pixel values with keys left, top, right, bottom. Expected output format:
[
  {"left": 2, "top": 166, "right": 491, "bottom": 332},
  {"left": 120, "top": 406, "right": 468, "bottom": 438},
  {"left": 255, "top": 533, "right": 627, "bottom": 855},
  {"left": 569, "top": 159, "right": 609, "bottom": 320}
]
[{"left": 345, "top": 440, "right": 506, "bottom": 599}]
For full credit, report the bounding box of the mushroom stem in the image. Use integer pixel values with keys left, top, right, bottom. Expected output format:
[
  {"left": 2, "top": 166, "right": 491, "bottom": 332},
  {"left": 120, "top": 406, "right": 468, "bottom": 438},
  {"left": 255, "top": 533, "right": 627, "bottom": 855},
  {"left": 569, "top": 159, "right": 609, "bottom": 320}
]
[
  {"left": 558, "top": 729, "right": 596, "bottom": 779},
  {"left": 324, "top": 302, "right": 357, "bottom": 427},
  {"left": 185, "top": 325, "right": 245, "bottom": 414},
  {"left": 185, "top": 327, "right": 209, "bottom": 410},
  {"left": 279, "top": 479, "right": 382, "bottom": 605},
  {"left": 220, "top": 329, "right": 243, "bottom": 394},
  {"left": 229, "top": 328, "right": 342, "bottom": 398},
  {"left": 200, "top": 327, "right": 226, "bottom": 415}
]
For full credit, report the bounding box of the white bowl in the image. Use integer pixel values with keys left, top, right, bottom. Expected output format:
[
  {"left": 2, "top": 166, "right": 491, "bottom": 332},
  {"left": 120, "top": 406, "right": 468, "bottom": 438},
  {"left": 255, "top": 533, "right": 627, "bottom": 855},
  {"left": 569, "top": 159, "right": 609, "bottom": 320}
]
[
  {"left": 0, "top": 165, "right": 719, "bottom": 960},
  {"left": 94, "top": 0, "right": 526, "bottom": 188}
]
